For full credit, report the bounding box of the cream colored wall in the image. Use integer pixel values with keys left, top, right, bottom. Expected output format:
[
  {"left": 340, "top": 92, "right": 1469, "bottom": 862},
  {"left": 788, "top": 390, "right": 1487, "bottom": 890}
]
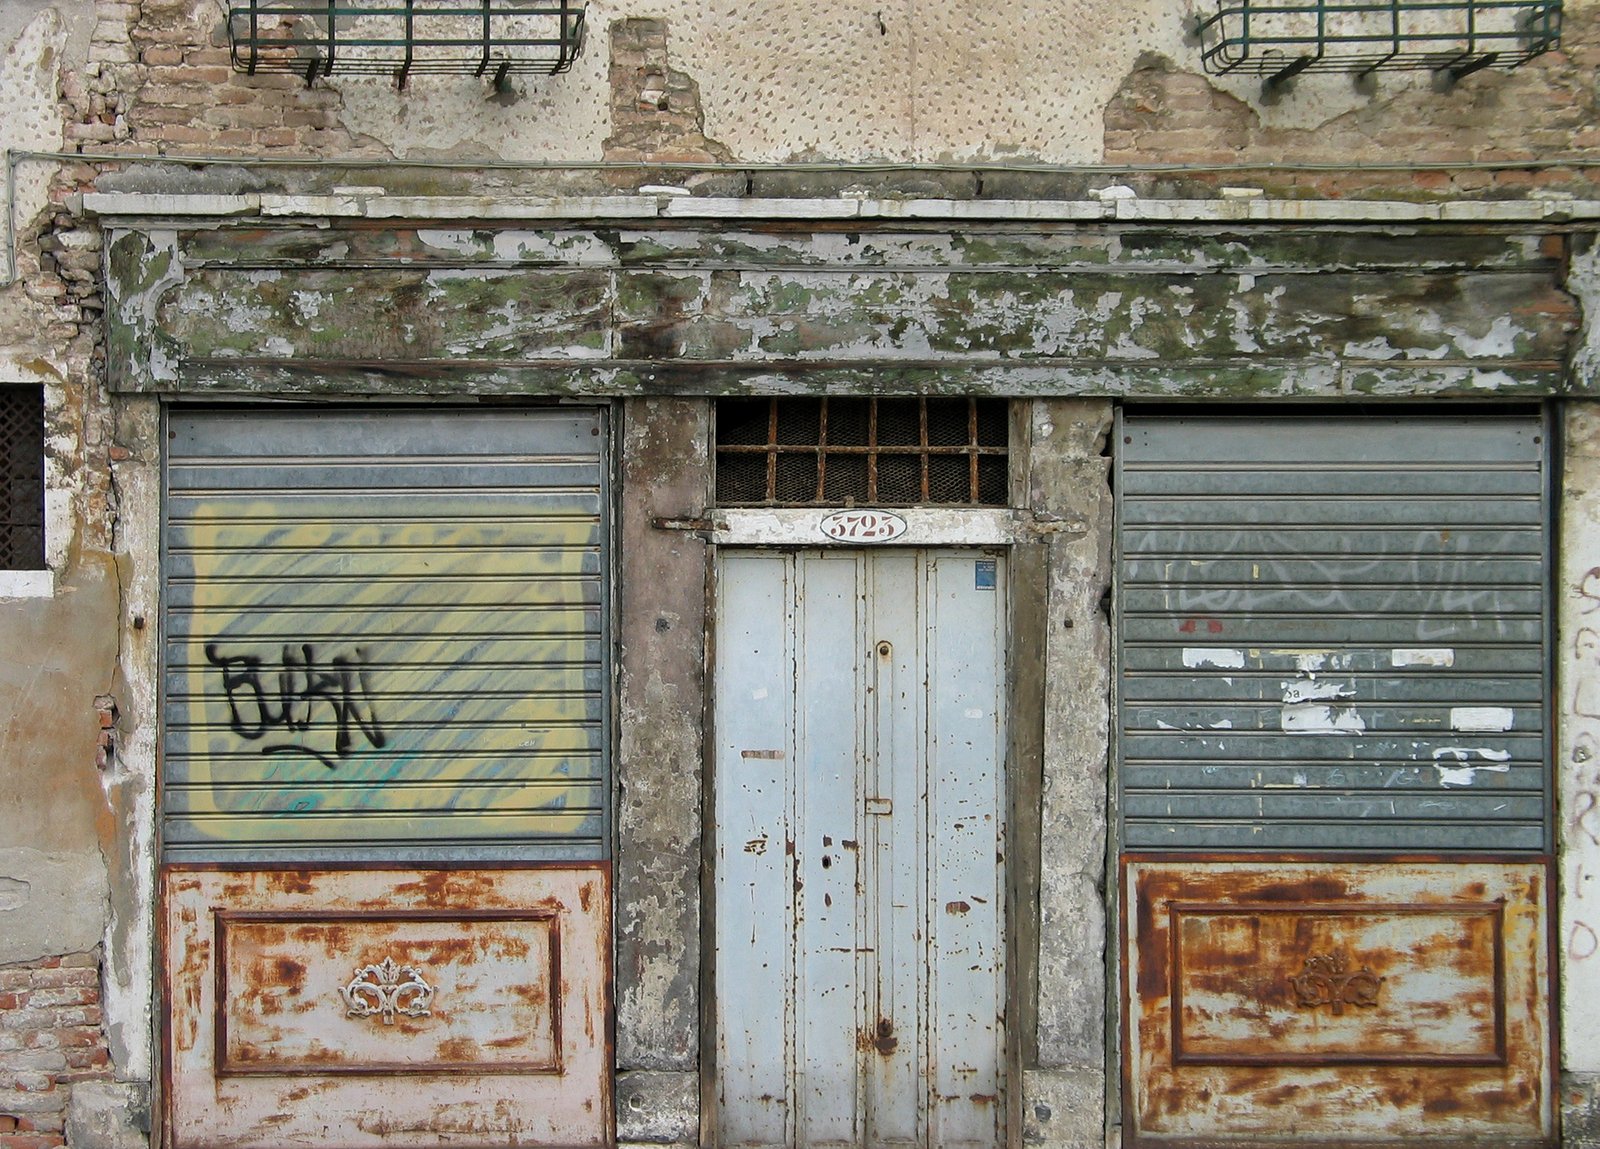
[{"left": 330, "top": 0, "right": 1600, "bottom": 164}]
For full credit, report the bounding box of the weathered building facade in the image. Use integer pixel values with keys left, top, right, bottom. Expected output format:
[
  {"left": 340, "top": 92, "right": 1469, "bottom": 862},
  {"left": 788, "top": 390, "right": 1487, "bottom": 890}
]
[{"left": 5, "top": 2, "right": 1600, "bottom": 1148}]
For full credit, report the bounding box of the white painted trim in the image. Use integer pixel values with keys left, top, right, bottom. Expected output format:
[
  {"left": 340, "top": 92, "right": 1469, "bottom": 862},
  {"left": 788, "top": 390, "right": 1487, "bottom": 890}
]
[
  {"left": 712, "top": 507, "right": 1018, "bottom": 547},
  {"left": 81, "top": 192, "right": 260, "bottom": 217},
  {"left": 0, "top": 569, "right": 53, "bottom": 598},
  {"left": 81, "top": 192, "right": 1600, "bottom": 225}
]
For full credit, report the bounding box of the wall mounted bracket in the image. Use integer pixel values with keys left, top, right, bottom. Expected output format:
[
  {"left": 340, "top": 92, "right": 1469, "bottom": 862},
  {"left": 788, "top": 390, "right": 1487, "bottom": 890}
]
[
  {"left": 1194, "top": 0, "right": 1561, "bottom": 88},
  {"left": 228, "top": 0, "right": 585, "bottom": 89}
]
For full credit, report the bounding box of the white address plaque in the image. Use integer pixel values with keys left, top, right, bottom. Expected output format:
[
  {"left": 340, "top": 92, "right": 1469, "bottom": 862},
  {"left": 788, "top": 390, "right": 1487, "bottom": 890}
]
[{"left": 818, "top": 509, "right": 909, "bottom": 542}]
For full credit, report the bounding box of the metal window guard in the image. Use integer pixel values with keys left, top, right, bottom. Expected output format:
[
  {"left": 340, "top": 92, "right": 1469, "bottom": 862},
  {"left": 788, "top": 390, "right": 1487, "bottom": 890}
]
[
  {"left": 1195, "top": 0, "right": 1562, "bottom": 85},
  {"left": 227, "top": 0, "right": 586, "bottom": 88}
]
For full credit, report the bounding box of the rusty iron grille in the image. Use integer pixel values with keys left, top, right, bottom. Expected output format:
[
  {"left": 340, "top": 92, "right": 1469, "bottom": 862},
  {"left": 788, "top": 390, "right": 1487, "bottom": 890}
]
[
  {"left": 0, "top": 386, "right": 44, "bottom": 571},
  {"left": 715, "top": 398, "right": 1008, "bottom": 507},
  {"left": 227, "top": 0, "right": 586, "bottom": 87},
  {"left": 1196, "top": 1, "right": 1562, "bottom": 83}
]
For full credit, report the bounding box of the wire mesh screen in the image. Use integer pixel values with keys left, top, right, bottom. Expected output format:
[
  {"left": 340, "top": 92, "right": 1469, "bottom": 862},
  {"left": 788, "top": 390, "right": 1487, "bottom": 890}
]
[
  {"left": 0, "top": 387, "right": 45, "bottom": 571},
  {"left": 228, "top": 1, "right": 586, "bottom": 85},
  {"left": 1196, "top": 1, "right": 1561, "bottom": 80},
  {"left": 715, "top": 398, "right": 1008, "bottom": 507}
]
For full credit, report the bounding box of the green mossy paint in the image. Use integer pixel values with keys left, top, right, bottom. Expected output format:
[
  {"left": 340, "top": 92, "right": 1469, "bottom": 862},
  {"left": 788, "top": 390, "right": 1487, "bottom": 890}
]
[
  {"left": 615, "top": 272, "right": 708, "bottom": 318},
  {"left": 107, "top": 232, "right": 179, "bottom": 388}
]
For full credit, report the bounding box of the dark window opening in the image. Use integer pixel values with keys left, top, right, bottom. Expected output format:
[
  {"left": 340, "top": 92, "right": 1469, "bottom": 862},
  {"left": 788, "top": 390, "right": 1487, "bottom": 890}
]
[
  {"left": 715, "top": 397, "right": 1008, "bottom": 507},
  {"left": 0, "top": 386, "right": 45, "bottom": 571}
]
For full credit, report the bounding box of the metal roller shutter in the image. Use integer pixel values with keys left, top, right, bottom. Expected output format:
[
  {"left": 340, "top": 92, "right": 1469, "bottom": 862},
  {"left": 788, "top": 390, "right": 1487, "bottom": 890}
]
[
  {"left": 162, "top": 407, "right": 609, "bottom": 862},
  {"left": 1117, "top": 412, "right": 1548, "bottom": 853}
]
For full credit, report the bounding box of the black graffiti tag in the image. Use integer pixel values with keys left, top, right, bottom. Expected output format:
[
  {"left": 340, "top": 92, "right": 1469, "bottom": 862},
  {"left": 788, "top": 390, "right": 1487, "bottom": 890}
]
[{"left": 204, "top": 642, "right": 387, "bottom": 770}]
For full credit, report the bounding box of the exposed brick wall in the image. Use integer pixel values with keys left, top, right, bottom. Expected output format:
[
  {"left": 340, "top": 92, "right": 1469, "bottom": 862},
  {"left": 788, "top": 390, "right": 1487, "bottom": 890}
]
[
  {"left": 1103, "top": 7, "right": 1600, "bottom": 198},
  {"left": 0, "top": 954, "right": 112, "bottom": 1149},
  {"left": 603, "top": 18, "right": 731, "bottom": 163},
  {"left": 59, "top": 0, "right": 382, "bottom": 159},
  {"left": 22, "top": 199, "right": 116, "bottom": 554},
  {"left": 49, "top": 0, "right": 1600, "bottom": 188}
]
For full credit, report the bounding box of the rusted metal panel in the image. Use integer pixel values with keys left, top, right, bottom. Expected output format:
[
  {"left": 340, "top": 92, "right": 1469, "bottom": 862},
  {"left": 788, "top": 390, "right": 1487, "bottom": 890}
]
[
  {"left": 214, "top": 910, "right": 563, "bottom": 1074},
  {"left": 164, "top": 865, "right": 611, "bottom": 1148},
  {"left": 1124, "top": 858, "right": 1552, "bottom": 1147}
]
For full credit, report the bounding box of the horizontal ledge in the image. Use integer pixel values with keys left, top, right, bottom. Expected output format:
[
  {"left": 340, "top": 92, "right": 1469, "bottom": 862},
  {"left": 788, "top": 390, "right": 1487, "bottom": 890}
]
[
  {"left": 82, "top": 192, "right": 1600, "bottom": 224},
  {"left": 122, "top": 357, "right": 1568, "bottom": 400},
  {"left": 708, "top": 507, "right": 1024, "bottom": 546}
]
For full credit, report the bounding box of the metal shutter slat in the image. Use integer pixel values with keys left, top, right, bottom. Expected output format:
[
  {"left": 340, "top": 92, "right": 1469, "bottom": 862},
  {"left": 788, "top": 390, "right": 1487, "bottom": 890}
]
[
  {"left": 162, "top": 407, "right": 610, "bottom": 864},
  {"left": 1117, "top": 413, "right": 1547, "bottom": 854}
]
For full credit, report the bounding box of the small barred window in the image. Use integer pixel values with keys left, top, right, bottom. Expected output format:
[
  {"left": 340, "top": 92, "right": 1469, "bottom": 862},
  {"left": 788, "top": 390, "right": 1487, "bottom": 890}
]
[
  {"left": 1, "top": 386, "right": 45, "bottom": 571},
  {"left": 715, "top": 397, "right": 1008, "bottom": 507}
]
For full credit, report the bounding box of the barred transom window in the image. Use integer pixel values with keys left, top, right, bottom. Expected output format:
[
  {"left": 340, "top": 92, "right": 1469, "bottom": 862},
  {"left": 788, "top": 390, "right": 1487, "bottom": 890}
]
[
  {"left": 715, "top": 397, "right": 1008, "bottom": 507},
  {"left": 1, "top": 386, "right": 44, "bottom": 571}
]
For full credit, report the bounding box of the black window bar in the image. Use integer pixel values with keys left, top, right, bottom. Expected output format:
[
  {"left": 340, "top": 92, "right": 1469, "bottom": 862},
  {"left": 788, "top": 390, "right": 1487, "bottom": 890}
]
[
  {"left": 1195, "top": 0, "right": 1562, "bottom": 85},
  {"left": 228, "top": 0, "right": 586, "bottom": 89},
  {"left": 1, "top": 386, "right": 45, "bottom": 572}
]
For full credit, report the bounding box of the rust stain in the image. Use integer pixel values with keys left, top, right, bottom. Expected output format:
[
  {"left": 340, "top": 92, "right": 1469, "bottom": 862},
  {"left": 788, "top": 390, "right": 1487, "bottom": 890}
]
[
  {"left": 487, "top": 932, "right": 533, "bottom": 960},
  {"left": 858, "top": 1017, "right": 897, "bottom": 1056},
  {"left": 1129, "top": 860, "right": 1549, "bottom": 1143},
  {"left": 1133, "top": 872, "right": 1167, "bottom": 997},
  {"left": 299, "top": 923, "right": 347, "bottom": 948},
  {"left": 510, "top": 982, "right": 551, "bottom": 1009},
  {"left": 945, "top": 900, "right": 972, "bottom": 915},
  {"left": 272, "top": 957, "right": 307, "bottom": 993},
  {"left": 578, "top": 882, "right": 593, "bottom": 912},
  {"left": 416, "top": 936, "right": 476, "bottom": 965},
  {"left": 392, "top": 870, "right": 496, "bottom": 906},
  {"left": 266, "top": 871, "right": 317, "bottom": 895},
  {"left": 435, "top": 1037, "right": 478, "bottom": 1061}
]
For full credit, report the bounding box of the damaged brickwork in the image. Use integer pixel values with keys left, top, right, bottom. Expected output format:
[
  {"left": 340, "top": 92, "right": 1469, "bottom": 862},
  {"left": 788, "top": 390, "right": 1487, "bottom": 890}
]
[
  {"left": 0, "top": 954, "right": 111, "bottom": 1149},
  {"left": 1102, "top": 7, "right": 1600, "bottom": 199},
  {"left": 604, "top": 18, "right": 731, "bottom": 164}
]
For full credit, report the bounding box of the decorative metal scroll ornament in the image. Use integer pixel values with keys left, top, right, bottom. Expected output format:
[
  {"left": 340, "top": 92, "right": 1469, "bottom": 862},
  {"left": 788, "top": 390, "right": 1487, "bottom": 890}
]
[
  {"left": 1290, "top": 951, "right": 1382, "bottom": 1016},
  {"left": 341, "top": 956, "right": 435, "bottom": 1025}
]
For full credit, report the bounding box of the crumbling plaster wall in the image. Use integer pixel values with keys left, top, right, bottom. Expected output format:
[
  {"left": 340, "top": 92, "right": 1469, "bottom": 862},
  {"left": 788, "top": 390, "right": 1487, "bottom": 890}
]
[
  {"left": 338, "top": 0, "right": 1600, "bottom": 170},
  {"left": 1, "top": 5, "right": 149, "bottom": 1149},
  {"left": 0, "top": 1, "right": 108, "bottom": 967},
  {"left": 1022, "top": 400, "right": 1115, "bottom": 1149},
  {"left": 34, "top": 0, "right": 1593, "bottom": 176},
  {"left": 614, "top": 398, "right": 710, "bottom": 1149},
  {"left": 1561, "top": 239, "right": 1600, "bottom": 1147}
]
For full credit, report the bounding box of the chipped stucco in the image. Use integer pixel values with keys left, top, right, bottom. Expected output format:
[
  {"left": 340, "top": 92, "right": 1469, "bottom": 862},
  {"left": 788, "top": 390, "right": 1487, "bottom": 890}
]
[{"left": 109, "top": 0, "right": 1600, "bottom": 166}]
